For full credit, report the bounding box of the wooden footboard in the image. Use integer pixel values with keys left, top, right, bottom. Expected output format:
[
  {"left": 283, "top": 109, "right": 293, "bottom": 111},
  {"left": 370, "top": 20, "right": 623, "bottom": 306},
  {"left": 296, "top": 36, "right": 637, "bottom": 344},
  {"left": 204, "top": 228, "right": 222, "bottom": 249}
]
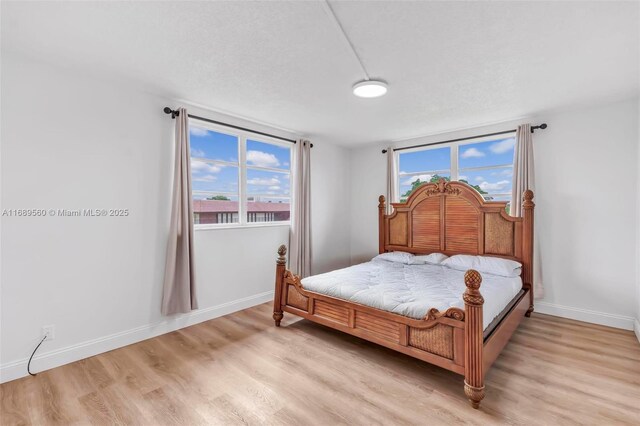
[
  {"left": 275, "top": 245, "right": 467, "bottom": 373},
  {"left": 273, "top": 245, "right": 531, "bottom": 409}
]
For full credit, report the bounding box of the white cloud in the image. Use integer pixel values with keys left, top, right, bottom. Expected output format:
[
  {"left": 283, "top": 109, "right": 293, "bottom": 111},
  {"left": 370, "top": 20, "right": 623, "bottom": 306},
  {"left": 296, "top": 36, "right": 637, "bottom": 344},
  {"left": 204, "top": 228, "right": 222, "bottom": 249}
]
[
  {"left": 491, "top": 169, "right": 513, "bottom": 177},
  {"left": 461, "top": 147, "right": 485, "bottom": 159},
  {"left": 191, "top": 148, "right": 206, "bottom": 158},
  {"left": 402, "top": 174, "right": 432, "bottom": 186},
  {"left": 190, "top": 127, "right": 208, "bottom": 137},
  {"left": 268, "top": 185, "right": 281, "bottom": 191},
  {"left": 247, "top": 150, "right": 280, "bottom": 168},
  {"left": 248, "top": 177, "right": 280, "bottom": 186},
  {"left": 489, "top": 138, "right": 515, "bottom": 154},
  {"left": 474, "top": 176, "right": 484, "bottom": 182},
  {"left": 458, "top": 175, "right": 467, "bottom": 181},
  {"left": 191, "top": 160, "right": 222, "bottom": 174},
  {"left": 479, "top": 180, "right": 510, "bottom": 192},
  {"left": 193, "top": 175, "right": 217, "bottom": 182}
]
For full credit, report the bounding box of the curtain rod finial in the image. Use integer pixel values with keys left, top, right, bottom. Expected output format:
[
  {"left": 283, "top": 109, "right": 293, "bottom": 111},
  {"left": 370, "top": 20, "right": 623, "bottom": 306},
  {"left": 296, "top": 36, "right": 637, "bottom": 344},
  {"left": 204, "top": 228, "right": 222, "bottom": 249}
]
[
  {"left": 163, "top": 107, "right": 179, "bottom": 119},
  {"left": 531, "top": 123, "right": 547, "bottom": 132},
  {"left": 382, "top": 149, "right": 388, "bottom": 154}
]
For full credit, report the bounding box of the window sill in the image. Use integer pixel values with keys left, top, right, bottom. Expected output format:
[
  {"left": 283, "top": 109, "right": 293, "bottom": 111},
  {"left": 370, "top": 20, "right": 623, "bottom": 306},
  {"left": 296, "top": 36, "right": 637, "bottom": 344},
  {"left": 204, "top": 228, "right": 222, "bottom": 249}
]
[{"left": 194, "top": 222, "right": 291, "bottom": 231}]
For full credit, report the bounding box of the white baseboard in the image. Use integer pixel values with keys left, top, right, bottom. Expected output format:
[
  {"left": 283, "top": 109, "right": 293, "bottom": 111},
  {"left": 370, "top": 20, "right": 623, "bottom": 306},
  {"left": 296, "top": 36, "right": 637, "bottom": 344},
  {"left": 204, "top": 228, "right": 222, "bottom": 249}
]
[
  {"left": 634, "top": 318, "right": 640, "bottom": 344},
  {"left": 535, "top": 301, "right": 635, "bottom": 331},
  {"left": 0, "top": 291, "right": 274, "bottom": 384}
]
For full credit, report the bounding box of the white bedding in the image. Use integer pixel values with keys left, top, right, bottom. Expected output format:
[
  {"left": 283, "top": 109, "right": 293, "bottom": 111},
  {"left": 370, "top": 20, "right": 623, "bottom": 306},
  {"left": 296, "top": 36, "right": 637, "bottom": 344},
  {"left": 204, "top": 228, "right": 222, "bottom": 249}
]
[{"left": 301, "top": 259, "right": 522, "bottom": 330}]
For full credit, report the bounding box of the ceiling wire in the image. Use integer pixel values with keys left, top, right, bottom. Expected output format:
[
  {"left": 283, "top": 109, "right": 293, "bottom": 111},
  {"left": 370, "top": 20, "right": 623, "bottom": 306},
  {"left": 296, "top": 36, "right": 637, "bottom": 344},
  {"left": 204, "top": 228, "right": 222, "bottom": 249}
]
[{"left": 321, "top": 0, "right": 371, "bottom": 81}]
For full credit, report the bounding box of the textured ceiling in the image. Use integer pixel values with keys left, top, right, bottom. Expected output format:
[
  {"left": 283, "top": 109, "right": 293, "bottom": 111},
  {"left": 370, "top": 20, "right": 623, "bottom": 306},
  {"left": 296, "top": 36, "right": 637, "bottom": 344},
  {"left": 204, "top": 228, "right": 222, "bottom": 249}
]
[{"left": 2, "top": 1, "right": 639, "bottom": 145}]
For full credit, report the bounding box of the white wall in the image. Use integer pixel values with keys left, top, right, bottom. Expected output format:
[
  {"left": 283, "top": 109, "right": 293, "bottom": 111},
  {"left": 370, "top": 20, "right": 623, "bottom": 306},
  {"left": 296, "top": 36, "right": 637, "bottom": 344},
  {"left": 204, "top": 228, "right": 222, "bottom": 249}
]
[
  {"left": 0, "top": 52, "right": 351, "bottom": 382},
  {"left": 311, "top": 141, "right": 351, "bottom": 275},
  {"left": 636, "top": 97, "right": 640, "bottom": 342},
  {"left": 349, "top": 141, "right": 387, "bottom": 265},
  {"left": 533, "top": 98, "right": 638, "bottom": 329},
  {"left": 349, "top": 97, "right": 640, "bottom": 330}
]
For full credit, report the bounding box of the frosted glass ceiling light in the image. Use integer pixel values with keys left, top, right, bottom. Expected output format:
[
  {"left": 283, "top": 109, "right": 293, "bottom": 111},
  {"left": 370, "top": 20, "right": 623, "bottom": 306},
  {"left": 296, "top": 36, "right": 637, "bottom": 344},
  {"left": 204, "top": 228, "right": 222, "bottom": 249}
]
[{"left": 353, "top": 80, "right": 388, "bottom": 98}]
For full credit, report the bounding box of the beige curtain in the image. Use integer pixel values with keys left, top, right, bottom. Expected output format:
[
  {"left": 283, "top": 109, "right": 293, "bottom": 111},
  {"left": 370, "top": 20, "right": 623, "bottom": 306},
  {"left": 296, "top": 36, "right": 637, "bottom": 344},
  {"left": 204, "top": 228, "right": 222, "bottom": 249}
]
[
  {"left": 511, "top": 123, "right": 542, "bottom": 297},
  {"left": 386, "top": 147, "right": 397, "bottom": 214},
  {"left": 511, "top": 124, "right": 535, "bottom": 217},
  {"left": 161, "top": 107, "right": 198, "bottom": 315},
  {"left": 290, "top": 139, "right": 312, "bottom": 277}
]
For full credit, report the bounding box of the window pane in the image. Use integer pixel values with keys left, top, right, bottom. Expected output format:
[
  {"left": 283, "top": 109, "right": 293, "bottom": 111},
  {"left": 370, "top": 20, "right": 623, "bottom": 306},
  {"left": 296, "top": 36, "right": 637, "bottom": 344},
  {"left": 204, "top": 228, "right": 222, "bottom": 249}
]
[
  {"left": 247, "top": 140, "right": 290, "bottom": 170},
  {"left": 399, "top": 173, "right": 451, "bottom": 202},
  {"left": 193, "top": 195, "right": 239, "bottom": 225},
  {"left": 191, "top": 162, "right": 239, "bottom": 194},
  {"left": 399, "top": 147, "right": 450, "bottom": 174},
  {"left": 457, "top": 168, "right": 512, "bottom": 197},
  {"left": 189, "top": 125, "right": 238, "bottom": 163},
  {"left": 458, "top": 137, "right": 515, "bottom": 169},
  {"left": 246, "top": 168, "right": 290, "bottom": 196},
  {"left": 246, "top": 197, "right": 290, "bottom": 223}
]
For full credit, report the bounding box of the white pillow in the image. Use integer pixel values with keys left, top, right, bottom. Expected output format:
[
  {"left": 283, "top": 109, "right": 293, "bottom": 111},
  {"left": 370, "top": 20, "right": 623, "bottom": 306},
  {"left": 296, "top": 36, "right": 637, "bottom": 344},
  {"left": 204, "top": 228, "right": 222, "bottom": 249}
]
[
  {"left": 373, "top": 251, "right": 415, "bottom": 264},
  {"left": 441, "top": 255, "right": 522, "bottom": 277},
  {"left": 411, "top": 253, "right": 449, "bottom": 265}
]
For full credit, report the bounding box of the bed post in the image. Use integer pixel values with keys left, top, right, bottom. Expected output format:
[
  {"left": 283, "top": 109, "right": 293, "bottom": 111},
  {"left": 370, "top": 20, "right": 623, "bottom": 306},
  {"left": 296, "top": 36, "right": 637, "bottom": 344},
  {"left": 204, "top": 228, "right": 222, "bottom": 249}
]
[
  {"left": 378, "top": 195, "right": 386, "bottom": 254},
  {"left": 522, "top": 190, "right": 535, "bottom": 317},
  {"left": 273, "top": 244, "right": 287, "bottom": 327},
  {"left": 463, "top": 269, "right": 485, "bottom": 409}
]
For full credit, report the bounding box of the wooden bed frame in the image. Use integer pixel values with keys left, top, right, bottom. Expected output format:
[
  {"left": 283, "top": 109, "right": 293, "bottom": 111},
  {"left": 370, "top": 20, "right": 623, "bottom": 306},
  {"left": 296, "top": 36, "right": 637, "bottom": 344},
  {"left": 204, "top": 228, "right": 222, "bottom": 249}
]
[{"left": 273, "top": 179, "right": 535, "bottom": 409}]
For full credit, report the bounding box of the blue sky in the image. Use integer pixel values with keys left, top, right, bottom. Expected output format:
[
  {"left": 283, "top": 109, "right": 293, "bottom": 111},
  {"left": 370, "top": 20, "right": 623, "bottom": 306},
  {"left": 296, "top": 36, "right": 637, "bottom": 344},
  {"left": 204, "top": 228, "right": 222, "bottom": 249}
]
[
  {"left": 190, "top": 126, "right": 238, "bottom": 163},
  {"left": 399, "top": 137, "right": 515, "bottom": 196},
  {"left": 189, "top": 125, "right": 291, "bottom": 200}
]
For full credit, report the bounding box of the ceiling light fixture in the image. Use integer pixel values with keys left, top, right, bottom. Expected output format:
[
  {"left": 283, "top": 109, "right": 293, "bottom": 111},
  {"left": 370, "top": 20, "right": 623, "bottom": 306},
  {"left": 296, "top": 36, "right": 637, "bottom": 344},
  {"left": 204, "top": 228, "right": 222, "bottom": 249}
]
[
  {"left": 322, "top": 1, "right": 388, "bottom": 99},
  {"left": 353, "top": 80, "right": 388, "bottom": 98}
]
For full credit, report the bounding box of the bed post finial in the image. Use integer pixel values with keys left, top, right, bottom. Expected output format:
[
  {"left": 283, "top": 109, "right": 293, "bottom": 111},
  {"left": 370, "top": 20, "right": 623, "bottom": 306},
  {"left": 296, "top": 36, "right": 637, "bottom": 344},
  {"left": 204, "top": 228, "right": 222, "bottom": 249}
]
[
  {"left": 277, "top": 244, "right": 287, "bottom": 265},
  {"left": 378, "top": 195, "right": 386, "bottom": 254},
  {"left": 523, "top": 189, "right": 534, "bottom": 206},
  {"left": 522, "top": 190, "right": 535, "bottom": 317},
  {"left": 273, "top": 245, "right": 287, "bottom": 326},
  {"left": 463, "top": 269, "right": 485, "bottom": 409}
]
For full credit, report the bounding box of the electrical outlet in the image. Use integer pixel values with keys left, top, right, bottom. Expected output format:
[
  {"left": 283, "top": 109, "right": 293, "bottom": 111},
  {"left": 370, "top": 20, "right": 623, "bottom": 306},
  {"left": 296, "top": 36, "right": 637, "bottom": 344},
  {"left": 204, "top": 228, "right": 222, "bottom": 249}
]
[{"left": 42, "top": 325, "right": 55, "bottom": 340}]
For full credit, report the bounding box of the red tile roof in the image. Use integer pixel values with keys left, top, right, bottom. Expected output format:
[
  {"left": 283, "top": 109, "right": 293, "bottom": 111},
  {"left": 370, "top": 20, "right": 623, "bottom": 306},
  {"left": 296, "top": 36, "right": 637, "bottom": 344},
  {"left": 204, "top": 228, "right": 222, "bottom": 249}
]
[{"left": 193, "top": 200, "right": 290, "bottom": 213}]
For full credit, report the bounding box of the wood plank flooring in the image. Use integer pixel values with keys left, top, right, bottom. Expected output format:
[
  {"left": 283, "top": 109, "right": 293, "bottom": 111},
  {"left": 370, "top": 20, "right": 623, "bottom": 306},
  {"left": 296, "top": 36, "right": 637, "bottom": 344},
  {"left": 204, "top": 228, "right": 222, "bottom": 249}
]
[{"left": 1, "top": 303, "right": 639, "bottom": 425}]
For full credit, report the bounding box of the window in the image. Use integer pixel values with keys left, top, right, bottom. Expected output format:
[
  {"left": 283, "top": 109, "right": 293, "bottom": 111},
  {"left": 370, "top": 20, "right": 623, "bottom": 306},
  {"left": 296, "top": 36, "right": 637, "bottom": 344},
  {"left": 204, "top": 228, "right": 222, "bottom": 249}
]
[
  {"left": 397, "top": 134, "right": 515, "bottom": 211},
  {"left": 189, "top": 120, "right": 291, "bottom": 227},
  {"left": 399, "top": 146, "right": 451, "bottom": 202}
]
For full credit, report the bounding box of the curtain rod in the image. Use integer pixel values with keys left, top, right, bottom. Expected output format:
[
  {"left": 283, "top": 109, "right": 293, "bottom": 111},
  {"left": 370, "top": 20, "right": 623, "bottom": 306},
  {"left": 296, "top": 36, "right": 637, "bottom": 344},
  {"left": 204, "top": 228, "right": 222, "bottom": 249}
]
[
  {"left": 381, "top": 124, "right": 547, "bottom": 154},
  {"left": 163, "top": 107, "right": 312, "bottom": 147}
]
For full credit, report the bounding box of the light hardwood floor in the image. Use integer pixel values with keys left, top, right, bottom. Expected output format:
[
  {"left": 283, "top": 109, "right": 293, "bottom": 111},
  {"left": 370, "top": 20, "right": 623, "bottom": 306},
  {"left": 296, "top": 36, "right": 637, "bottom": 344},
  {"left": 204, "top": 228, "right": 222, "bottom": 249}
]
[{"left": 1, "top": 303, "right": 639, "bottom": 425}]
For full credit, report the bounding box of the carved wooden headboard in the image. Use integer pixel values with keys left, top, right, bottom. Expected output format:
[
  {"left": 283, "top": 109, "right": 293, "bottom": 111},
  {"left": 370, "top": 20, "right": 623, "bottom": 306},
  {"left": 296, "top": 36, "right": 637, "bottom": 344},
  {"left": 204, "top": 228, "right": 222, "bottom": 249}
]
[{"left": 378, "top": 179, "right": 535, "bottom": 291}]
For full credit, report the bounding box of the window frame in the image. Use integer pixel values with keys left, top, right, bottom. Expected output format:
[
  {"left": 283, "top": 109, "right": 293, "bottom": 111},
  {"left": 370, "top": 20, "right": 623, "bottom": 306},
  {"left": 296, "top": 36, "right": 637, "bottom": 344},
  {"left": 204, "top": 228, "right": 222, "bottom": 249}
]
[
  {"left": 189, "top": 118, "right": 293, "bottom": 230},
  {"left": 396, "top": 132, "right": 516, "bottom": 202}
]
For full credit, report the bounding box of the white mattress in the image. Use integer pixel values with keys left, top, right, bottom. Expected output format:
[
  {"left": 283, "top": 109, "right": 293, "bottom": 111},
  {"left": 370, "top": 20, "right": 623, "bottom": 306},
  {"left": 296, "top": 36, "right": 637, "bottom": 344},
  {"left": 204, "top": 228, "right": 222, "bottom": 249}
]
[{"left": 301, "top": 259, "right": 522, "bottom": 330}]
